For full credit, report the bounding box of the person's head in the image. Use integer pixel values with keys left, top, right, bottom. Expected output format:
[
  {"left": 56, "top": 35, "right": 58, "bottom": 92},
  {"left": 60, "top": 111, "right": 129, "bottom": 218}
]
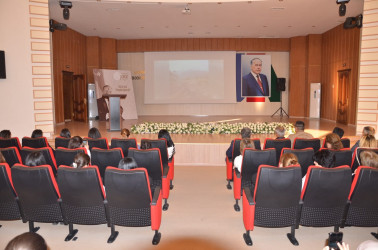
[
  {"left": 25, "top": 151, "right": 46, "bottom": 167},
  {"left": 158, "top": 129, "right": 174, "bottom": 147},
  {"left": 68, "top": 136, "right": 84, "bottom": 149},
  {"left": 325, "top": 133, "right": 343, "bottom": 150},
  {"left": 0, "top": 129, "right": 11, "bottom": 139},
  {"left": 140, "top": 140, "right": 152, "bottom": 150},
  {"left": 118, "top": 157, "right": 138, "bottom": 170},
  {"left": 5, "top": 232, "right": 47, "bottom": 250},
  {"left": 72, "top": 152, "right": 90, "bottom": 168},
  {"left": 239, "top": 138, "right": 255, "bottom": 155},
  {"left": 312, "top": 149, "right": 335, "bottom": 168},
  {"left": 103, "top": 85, "right": 112, "bottom": 95},
  {"left": 88, "top": 127, "right": 101, "bottom": 139},
  {"left": 0, "top": 152, "right": 6, "bottom": 163},
  {"left": 279, "top": 153, "right": 299, "bottom": 168},
  {"left": 60, "top": 128, "right": 71, "bottom": 138},
  {"left": 31, "top": 129, "right": 43, "bottom": 138},
  {"left": 332, "top": 127, "right": 344, "bottom": 139},
  {"left": 275, "top": 126, "right": 285, "bottom": 138},
  {"left": 362, "top": 126, "right": 376, "bottom": 136},
  {"left": 360, "top": 151, "right": 378, "bottom": 169},
  {"left": 294, "top": 121, "right": 305, "bottom": 132},
  {"left": 240, "top": 127, "right": 251, "bottom": 139},
  {"left": 250, "top": 58, "right": 262, "bottom": 75},
  {"left": 360, "top": 135, "right": 377, "bottom": 148},
  {"left": 121, "top": 128, "right": 130, "bottom": 138}
]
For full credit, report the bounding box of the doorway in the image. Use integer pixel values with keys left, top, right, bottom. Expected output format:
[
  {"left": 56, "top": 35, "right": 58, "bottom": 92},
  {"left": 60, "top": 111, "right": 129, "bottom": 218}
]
[
  {"left": 62, "top": 71, "right": 87, "bottom": 123},
  {"left": 336, "top": 70, "right": 350, "bottom": 125}
]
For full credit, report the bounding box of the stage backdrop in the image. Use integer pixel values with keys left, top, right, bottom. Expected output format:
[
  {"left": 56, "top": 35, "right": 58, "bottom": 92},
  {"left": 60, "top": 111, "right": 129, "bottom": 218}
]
[{"left": 93, "top": 69, "right": 138, "bottom": 120}]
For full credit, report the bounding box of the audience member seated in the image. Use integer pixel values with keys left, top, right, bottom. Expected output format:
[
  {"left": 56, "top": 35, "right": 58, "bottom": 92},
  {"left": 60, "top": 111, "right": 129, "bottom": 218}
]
[
  {"left": 31, "top": 129, "right": 43, "bottom": 138},
  {"left": 226, "top": 127, "right": 251, "bottom": 161},
  {"left": 360, "top": 151, "right": 378, "bottom": 169},
  {"left": 68, "top": 136, "right": 90, "bottom": 157},
  {"left": 71, "top": 152, "right": 90, "bottom": 169},
  {"left": 275, "top": 125, "right": 285, "bottom": 139},
  {"left": 24, "top": 151, "right": 47, "bottom": 167},
  {"left": 121, "top": 128, "right": 130, "bottom": 138},
  {"left": 332, "top": 127, "right": 345, "bottom": 139},
  {"left": 325, "top": 133, "right": 344, "bottom": 150},
  {"left": 351, "top": 126, "right": 376, "bottom": 152},
  {"left": 118, "top": 157, "right": 138, "bottom": 170},
  {"left": 88, "top": 127, "right": 102, "bottom": 139},
  {"left": 359, "top": 134, "right": 377, "bottom": 148},
  {"left": 59, "top": 128, "right": 71, "bottom": 138},
  {"left": 5, "top": 232, "right": 48, "bottom": 250},
  {"left": 158, "top": 129, "right": 175, "bottom": 160},
  {"left": 0, "top": 129, "right": 11, "bottom": 139},
  {"left": 279, "top": 153, "right": 299, "bottom": 168},
  {"left": 288, "top": 121, "right": 314, "bottom": 144},
  {"left": 233, "top": 138, "right": 254, "bottom": 172},
  {"left": 140, "top": 140, "right": 152, "bottom": 150},
  {"left": 0, "top": 151, "right": 6, "bottom": 163},
  {"left": 302, "top": 149, "right": 336, "bottom": 188}
]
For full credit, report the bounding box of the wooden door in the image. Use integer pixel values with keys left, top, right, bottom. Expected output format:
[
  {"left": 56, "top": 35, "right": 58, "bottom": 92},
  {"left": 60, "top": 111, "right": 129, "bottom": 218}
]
[
  {"left": 62, "top": 71, "right": 74, "bottom": 121},
  {"left": 72, "top": 74, "right": 87, "bottom": 122},
  {"left": 337, "top": 70, "right": 350, "bottom": 125}
]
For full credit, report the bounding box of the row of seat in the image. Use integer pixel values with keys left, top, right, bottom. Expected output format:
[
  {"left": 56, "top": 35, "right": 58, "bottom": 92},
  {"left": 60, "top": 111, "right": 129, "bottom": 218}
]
[{"left": 0, "top": 163, "right": 162, "bottom": 244}]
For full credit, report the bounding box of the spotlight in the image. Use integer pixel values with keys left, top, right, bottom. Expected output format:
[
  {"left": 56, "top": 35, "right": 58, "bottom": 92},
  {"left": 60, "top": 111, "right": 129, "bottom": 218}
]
[
  {"left": 336, "top": 0, "right": 349, "bottom": 17},
  {"left": 49, "top": 19, "right": 67, "bottom": 32},
  {"left": 59, "top": 1, "right": 72, "bottom": 20}
]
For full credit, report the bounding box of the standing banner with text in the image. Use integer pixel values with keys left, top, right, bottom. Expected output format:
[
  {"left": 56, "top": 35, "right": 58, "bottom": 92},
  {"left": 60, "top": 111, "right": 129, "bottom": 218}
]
[{"left": 93, "top": 69, "right": 138, "bottom": 120}]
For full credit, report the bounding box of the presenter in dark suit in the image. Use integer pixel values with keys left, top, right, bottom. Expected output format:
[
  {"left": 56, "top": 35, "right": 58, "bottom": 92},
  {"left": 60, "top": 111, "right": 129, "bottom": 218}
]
[
  {"left": 242, "top": 58, "right": 270, "bottom": 97},
  {"left": 97, "top": 85, "right": 111, "bottom": 121}
]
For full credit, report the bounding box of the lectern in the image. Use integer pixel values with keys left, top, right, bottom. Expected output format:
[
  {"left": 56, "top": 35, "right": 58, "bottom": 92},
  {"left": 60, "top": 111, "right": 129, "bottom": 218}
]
[{"left": 103, "top": 94, "right": 127, "bottom": 131}]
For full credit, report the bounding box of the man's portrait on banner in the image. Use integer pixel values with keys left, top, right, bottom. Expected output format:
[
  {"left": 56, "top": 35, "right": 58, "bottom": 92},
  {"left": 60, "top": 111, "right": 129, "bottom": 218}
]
[{"left": 241, "top": 55, "right": 271, "bottom": 97}]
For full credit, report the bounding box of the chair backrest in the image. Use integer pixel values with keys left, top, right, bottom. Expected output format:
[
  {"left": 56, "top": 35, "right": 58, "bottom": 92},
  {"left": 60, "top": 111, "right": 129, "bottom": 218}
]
[
  {"left": 345, "top": 166, "right": 378, "bottom": 227},
  {"left": 0, "top": 137, "right": 22, "bottom": 151},
  {"left": 263, "top": 138, "right": 291, "bottom": 165},
  {"left": 55, "top": 147, "right": 87, "bottom": 168},
  {"left": 253, "top": 165, "right": 302, "bottom": 227},
  {"left": 300, "top": 165, "right": 351, "bottom": 227},
  {"left": 351, "top": 147, "right": 378, "bottom": 172},
  {"left": 110, "top": 138, "right": 137, "bottom": 157},
  {"left": 0, "top": 147, "right": 22, "bottom": 166},
  {"left": 105, "top": 167, "right": 152, "bottom": 227},
  {"left": 341, "top": 138, "right": 350, "bottom": 148},
  {"left": 85, "top": 137, "right": 109, "bottom": 150},
  {"left": 11, "top": 164, "right": 63, "bottom": 223},
  {"left": 55, "top": 136, "right": 70, "bottom": 149},
  {"left": 293, "top": 138, "right": 321, "bottom": 152},
  {"left": 141, "top": 138, "right": 168, "bottom": 167},
  {"left": 57, "top": 166, "right": 107, "bottom": 225},
  {"left": 127, "top": 148, "right": 163, "bottom": 182},
  {"left": 90, "top": 148, "right": 124, "bottom": 179},
  {"left": 0, "top": 163, "right": 21, "bottom": 220},
  {"left": 231, "top": 138, "right": 242, "bottom": 162},
  {"left": 241, "top": 149, "right": 276, "bottom": 185},
  {"left": 281, "top": 148, "right": 314, "bottom": 177},
  {"left": 20, "top": 147, "right": 57, "bottom": 174},
  {"left": 22, "top": 137, "right": 49, "bottom": 148},
  {"left": 251, "top": 138, "right": 261, "bottom": 150},
  {"left": 319, "top": 148, "right": 353, "bottom": 167}
]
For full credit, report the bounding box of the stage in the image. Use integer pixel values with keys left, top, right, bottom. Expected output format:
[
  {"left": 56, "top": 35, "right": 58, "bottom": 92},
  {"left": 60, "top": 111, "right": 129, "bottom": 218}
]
[{"left": 55, "top": 116, "right": 358, "bottom": 166}]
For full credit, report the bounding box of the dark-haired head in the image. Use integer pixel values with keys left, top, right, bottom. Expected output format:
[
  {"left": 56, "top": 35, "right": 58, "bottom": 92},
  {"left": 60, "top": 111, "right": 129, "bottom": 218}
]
[
  {"left": 25, "top": 152, "right": 46, "bottom": 167},
  {"left": 60, "top": 128, "right": 71, "bottom": 138},
  {"left": 88, "top": 127, "right": 101, "bottom": 139},
  {"left": 72, "top": 152, "right": 90, "bottom": 168},
  {"left": 118, "top": 157, "right": 138, "bottom": 170},
  {"left": 325, "top": 133, "right": 343, "bottom": 150},
  {"left": 0, "top": 129, "right": 11, "bottom": 139},
  {"left": 68, "top": 136, "right": 84, "bottom": 149},
  {"left": 31, "top": 129, "right": 43, "bottom": 138},
  {"left": 140, "top": 141, "right": 152, "bottom": 150},
  {"left": 312, "top": 149, "right": 335, "bottom": 168},
  {"left": 5, "top": 232, "right": 47, "bottom": 250},
  {"left": 295, "top": 121, "right": 305, "bottom": 131},
  {"left": 332, "top": 127, "right": 344, "bottom": 139},
  {"left": 240, "top": 127, "right": 251, "bottom": 139},
  {"left": 158, "top": 129, "right": 174, "bottom": 147},
  {"left": 121, "top": 128, "right": 130, "bottom": 138}
]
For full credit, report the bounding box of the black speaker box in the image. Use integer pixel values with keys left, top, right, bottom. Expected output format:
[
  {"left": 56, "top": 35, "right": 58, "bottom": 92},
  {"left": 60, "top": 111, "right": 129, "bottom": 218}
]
[
  {"left": 0, "top": 51, "right": 5, "bottom": 79},
  {"left": 276, "top": 78, "right": 286, "bottom": 91}
]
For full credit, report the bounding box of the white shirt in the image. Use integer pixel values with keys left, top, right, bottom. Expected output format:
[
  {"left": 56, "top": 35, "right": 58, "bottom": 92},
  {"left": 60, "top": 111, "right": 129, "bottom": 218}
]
[
  {"left": 167, "top": 146, "right": 175, "bottom": 159},
  {"left": 233, "top": 155, "right": 243, "bottom": 172}
]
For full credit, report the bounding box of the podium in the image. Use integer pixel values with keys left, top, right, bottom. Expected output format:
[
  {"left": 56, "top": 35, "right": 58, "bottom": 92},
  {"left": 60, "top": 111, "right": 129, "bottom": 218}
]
[{"left": 103, "top": 94, "right": 127, "bottom": 131}]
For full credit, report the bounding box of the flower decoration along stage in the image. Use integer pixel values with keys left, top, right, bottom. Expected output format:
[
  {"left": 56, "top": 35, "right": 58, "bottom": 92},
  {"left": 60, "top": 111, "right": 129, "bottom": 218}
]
[{"left": 131, "top": 122, "right": 295, "bottom": 135}]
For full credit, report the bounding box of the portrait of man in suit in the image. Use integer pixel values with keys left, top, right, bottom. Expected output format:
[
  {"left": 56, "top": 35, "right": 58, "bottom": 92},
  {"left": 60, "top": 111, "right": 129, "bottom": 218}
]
[
  {"left": 242, "top": 58, "right": 270, "bottom": 97},
  {"left": 97, "top": 85, "right": 111, "bottom": 121}
]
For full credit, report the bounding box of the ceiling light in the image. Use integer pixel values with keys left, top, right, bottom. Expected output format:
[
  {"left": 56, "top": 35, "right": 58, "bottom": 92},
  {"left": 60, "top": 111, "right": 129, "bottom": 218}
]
[
  {"left": 182, "top": 5, "right": 191, "bottom": 14},
  {"left": 59, "top": 1, "right": 72, "bottom": 20}
]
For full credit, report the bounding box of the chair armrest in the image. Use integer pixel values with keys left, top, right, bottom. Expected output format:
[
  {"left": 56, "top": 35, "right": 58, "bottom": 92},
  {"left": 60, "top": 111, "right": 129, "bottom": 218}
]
[
  {"left": 151, "top": 186, "right": 161, "bottom": 206},
  {"left": 235, "top": 169, "right": 241, "bottom": 178},
  {"left": 243, "top": 187, "right": 254, "bottom": 205},
  {"left": 163, "top": 164, "right": 169, "bottom": 178}
]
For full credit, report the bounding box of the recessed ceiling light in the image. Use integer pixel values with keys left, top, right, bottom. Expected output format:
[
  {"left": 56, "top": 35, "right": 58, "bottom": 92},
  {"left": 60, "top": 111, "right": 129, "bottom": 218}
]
[
  {"left": 206, "top": 32, "right": 211, "bottom": 34},
  {"left": 237, "top": 25, "right": 241, "bottom": 28},
  {"left": 312, "top": 25, "right": 316, "bottom": 27},
  {"left": 288, "top": 25, "right": 292, "bottom": 28},
  {"left": 116, "top": 27, "right": 120, "bottom": 30},
  {"left": 263, "top": 25, "right": 268, "bottom": 28},
  {"left": 106, "top": 8, "right": 120, "bottom": 12},
  {"left": 140, "top": 26, "right": 144, "bottom": 29},
  {"left": 271, "top": 7, "right": 285, "bottom": 10},
  {"left": 188, "top": 32, "right": 193, "bottom": 34}
]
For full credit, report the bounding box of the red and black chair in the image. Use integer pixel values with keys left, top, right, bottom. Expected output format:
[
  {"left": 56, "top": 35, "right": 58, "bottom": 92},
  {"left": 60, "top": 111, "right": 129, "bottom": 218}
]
[
  {"left": 55, "top": 147, "right": 88, "bottom": 168},
  {"left": 20, "top": 147, "right": 58, "bottom": 175},
  {"left": 242, "top": 165, "right": 302, "bottom": 246},
  {"left": 0, "top": 146, "right": 22, "bottom": 167},
  {"left": 105, "top": 167, "right": 162, "bottom": 244},
  {"left": 110, "top": 138, "right": 137, "bottom": 158},
  {"left": 90, "top": 148, "right": 124, "bottom": 179},
  {"left": 57, "top": 166, "right": 115, "bottom": 242},
  {"left": 351, "top": 147, "right": 378, "bottom": 172},
  {"left": 281, "top": 148, "right": 314, "bottom": 177},
  {"left": 22, "top": 136, "right": 49, "bottom": 149},
  {"left": 251, "top": 138, "right": 261, "bottom": 150},
  {"left": 233, "top": 148, "right": 276, "bottom": 211},
  {"left": 85, "top": 137, "right": 109, "bottom": 151},
  {"left": 263, "top": 138, "right": 291, "bottom": 165},
  {"left": 341, "top": 138, "right": 351, "bottom": 148},
  {"left": 319, "top": 148, "right": 353, "bottom": 167},
  {"left": 0, "top": 163, "right": 22, "bottom": 227},
  {"left": 127, "top": 148, "right": 170, "bottom": 211},
  {"left": 11, "top": 164, "right": 63, "bottom": 233},
  {"left": 293, "top": 138, "right": 321, "bottom": 153},
  {"left": 296, "top": 166, "right": 351, "bottom": 234},
  {"left": 341, "top": 166, "right": 378, "bottom": 239},
  {"left": 0, "top": 137, "right": 22, "bottom": 151},
  {"left": 225, "top": 138, "right": 241, "bottom": 190},
  {"left": 55, "top": 136, "right": 71, "bottom": 149}
]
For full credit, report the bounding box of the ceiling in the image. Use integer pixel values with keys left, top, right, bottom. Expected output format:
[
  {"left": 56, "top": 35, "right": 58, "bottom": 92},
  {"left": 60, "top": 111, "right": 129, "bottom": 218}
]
[{"left": 48, "top": 0, "right": 364, "bottom": 40}]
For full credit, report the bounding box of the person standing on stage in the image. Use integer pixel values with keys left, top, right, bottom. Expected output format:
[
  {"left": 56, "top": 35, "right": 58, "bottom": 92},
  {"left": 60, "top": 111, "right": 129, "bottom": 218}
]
[
  {"left": 242, "top": 58, "right": 270, "bottom": 97},
  {"left": 97, "top": 85, "right": 112, "bottom": 121}
]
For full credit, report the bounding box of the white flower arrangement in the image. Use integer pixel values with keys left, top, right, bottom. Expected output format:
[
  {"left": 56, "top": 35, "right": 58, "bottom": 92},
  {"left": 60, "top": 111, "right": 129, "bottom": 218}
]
[{"left": 131, "top": 122, "right": 295, "bottom": 135}]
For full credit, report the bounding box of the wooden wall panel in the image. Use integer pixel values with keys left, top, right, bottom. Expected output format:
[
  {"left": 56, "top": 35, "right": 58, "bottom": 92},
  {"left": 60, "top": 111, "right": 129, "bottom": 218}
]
[
  {"left": 86, "top": 36, "right": 100, "bottom": 83},
  {"left": 307, "top": 34, "right": 322, "bottom": 117},
  {"left": 100, "top": 38, "right": 117, "bottom": 69}
]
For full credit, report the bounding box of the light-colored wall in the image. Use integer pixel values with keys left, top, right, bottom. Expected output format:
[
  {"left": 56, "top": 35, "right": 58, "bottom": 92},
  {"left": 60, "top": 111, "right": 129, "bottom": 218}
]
[{"left": 118, "top": 52, "right": 289, "bottom": 116}]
